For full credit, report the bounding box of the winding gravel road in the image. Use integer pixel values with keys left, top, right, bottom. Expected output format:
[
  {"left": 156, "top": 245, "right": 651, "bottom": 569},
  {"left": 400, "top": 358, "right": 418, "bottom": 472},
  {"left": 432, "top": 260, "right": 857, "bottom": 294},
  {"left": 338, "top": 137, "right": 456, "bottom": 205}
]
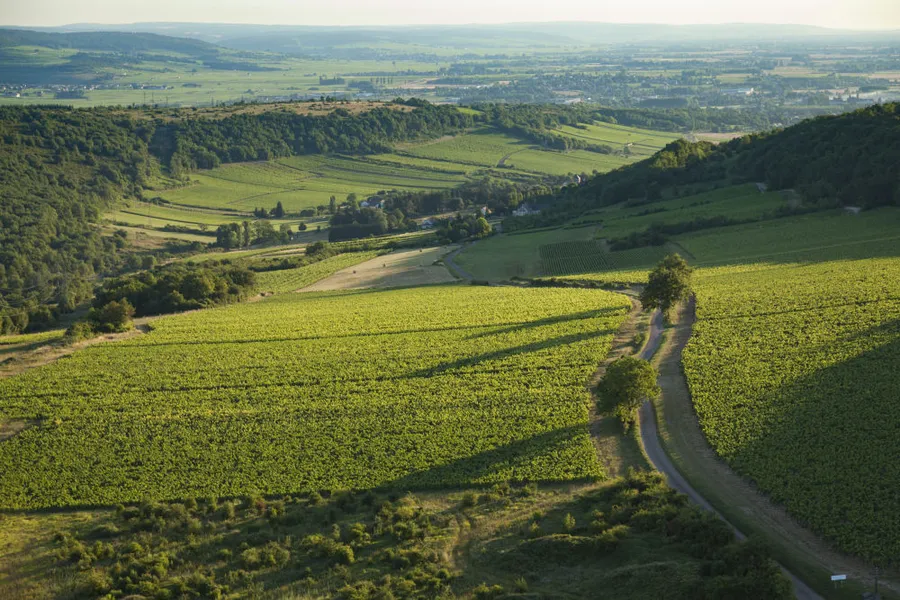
[{"left": 637, "top": 309, "right": 822, "bottom": 600}]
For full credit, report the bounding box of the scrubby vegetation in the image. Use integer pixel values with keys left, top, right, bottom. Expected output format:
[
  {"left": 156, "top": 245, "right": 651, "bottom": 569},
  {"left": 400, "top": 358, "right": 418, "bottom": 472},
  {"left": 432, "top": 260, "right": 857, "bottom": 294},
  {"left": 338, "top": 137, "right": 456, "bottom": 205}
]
[
  {"left": 92, "top": 263, "right": 256, "bottom": 317},
  {"left": 2, "top": 472, "right": 790, "bottom": 599}
]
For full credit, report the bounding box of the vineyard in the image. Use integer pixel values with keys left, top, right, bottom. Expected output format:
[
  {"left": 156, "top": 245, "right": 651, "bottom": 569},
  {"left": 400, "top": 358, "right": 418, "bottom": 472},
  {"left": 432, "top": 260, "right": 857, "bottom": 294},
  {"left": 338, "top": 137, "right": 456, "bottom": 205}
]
[
  {"left": 539, "top": 240, "right": 672, "bottom": 276},
  {"left": 0, "top": 285, "right": 630, "bottom": 509},
  {"left": 255, "top": 251, "right": 381, "bottom": 294},
  {"left": 683, "top": 257, "right": 900, "bottom": 561}
]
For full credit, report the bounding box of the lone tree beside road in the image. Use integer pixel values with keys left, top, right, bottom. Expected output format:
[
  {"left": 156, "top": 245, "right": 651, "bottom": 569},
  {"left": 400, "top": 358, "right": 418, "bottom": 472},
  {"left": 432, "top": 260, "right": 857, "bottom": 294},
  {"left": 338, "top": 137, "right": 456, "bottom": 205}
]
[
  {"left": 597, "top": 356, "right": 660, "bottom": 429},
  {"left": 640, "top": 253, "right": 693, "bottom": 315}
]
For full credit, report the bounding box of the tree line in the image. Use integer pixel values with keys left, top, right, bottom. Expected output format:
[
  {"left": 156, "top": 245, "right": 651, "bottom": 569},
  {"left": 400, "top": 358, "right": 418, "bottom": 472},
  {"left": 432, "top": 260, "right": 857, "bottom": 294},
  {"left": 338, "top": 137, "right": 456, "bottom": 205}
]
[
  {"left": 158, "top": 100, "right": 474, "bottom": 176},
  {"left": 511, "top": 103, "right": 900, "bottom": 238},
  {"left": 0, "top": 101, "right": 472, "bottom": 333}
]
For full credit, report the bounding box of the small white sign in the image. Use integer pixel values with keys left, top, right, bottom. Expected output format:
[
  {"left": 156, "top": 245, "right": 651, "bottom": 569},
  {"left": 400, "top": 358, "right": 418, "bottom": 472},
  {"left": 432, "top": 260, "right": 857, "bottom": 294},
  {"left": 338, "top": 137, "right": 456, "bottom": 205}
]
[{"left": 831, "top": 575, "right": 847, "bottom": 582}]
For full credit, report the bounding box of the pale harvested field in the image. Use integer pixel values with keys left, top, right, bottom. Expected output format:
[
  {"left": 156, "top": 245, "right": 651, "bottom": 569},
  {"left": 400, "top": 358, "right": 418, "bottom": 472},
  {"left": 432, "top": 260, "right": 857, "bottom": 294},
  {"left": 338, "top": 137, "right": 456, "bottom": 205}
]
[{"left": 301, "top": 246, "right": 459, "bottom": 291}]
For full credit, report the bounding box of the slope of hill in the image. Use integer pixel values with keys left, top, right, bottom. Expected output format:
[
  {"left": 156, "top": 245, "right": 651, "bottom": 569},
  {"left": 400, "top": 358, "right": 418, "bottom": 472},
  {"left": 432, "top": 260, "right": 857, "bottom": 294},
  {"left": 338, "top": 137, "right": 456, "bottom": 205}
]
[
  {"left": 0, "top": 28, "right": 220, "bottom": 55},
  {"left": 559, "top": 102, "right": 900, "bottom": 215},
  {"left": 0, "top": 101, "right": 473, "bottom": 333}
]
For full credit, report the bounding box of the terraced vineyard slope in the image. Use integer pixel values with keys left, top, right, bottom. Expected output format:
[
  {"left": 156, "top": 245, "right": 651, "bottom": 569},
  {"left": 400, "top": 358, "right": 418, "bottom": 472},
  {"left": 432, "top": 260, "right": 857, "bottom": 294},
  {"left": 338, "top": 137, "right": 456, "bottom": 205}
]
[{"left": 0, "top": 285, "right": 631, "bottom": 508}]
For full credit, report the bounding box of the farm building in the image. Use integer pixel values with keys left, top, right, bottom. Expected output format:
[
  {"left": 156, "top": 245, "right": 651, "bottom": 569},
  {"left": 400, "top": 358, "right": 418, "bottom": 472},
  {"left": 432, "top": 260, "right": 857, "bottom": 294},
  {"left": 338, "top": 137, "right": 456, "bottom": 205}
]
[{"left": 513, "top": 203, "right": 542, "bottom": 217}]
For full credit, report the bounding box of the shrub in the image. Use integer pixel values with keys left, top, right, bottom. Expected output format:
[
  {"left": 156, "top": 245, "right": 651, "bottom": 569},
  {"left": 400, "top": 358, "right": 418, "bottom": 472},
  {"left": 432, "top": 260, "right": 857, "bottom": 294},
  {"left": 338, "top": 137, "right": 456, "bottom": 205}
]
[
  {"left": 90, "top": 299, "right": 135, "bottom": 333},
  {"left": 472, "top": 583, "right": 505, "bottom": 599},
  {"left": 64, "top": 320, "right": 96, "bottom": 344}
]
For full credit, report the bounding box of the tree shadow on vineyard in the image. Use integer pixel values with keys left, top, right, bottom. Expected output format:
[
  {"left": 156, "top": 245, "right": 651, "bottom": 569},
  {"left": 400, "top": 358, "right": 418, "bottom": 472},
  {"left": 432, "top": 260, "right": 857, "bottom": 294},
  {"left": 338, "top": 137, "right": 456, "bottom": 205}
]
[
  {"left": 387, "top": 425, "right": 594, "bottom": 489},
  {"left": 465, "top": 306, "right": 627, "bottom": 340},
  {"left": 725, "top": 321, "right": 900, "bottom": 562},
  {"left": 406, "top": 327, "right": 619, "bottom": 379}
]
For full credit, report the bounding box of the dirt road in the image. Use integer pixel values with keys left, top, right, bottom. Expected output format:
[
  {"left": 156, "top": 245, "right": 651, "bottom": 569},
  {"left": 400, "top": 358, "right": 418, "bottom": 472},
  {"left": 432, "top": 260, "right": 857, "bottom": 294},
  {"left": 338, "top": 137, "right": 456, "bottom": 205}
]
[
  {"left": 637, "top": 307, "right": 823, "bottom": 600},
  {"left": 443, "top": 244, "right": 475, "bottom": 280}
]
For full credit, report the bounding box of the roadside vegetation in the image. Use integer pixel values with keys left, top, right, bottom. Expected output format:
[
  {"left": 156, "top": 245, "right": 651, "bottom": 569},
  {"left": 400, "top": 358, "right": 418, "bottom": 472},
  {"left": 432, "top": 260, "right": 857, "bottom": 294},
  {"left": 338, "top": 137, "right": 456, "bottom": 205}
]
[{"left": 0, "top": 472, "right": 791, "bottom": 600}]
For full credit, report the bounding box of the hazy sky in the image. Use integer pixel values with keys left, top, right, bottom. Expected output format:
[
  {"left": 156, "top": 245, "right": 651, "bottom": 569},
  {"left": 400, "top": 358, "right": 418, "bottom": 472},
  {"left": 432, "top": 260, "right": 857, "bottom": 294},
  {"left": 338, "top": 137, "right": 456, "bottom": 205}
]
[{"left": 4, "top": 0, "right": 900, "bottom": 30}]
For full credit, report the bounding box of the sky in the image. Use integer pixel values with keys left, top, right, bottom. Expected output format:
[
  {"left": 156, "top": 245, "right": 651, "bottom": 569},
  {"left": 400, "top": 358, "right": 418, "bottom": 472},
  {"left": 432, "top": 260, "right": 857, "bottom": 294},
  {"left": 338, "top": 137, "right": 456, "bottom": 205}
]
[{"left": 4, "top": 0, "right": 900, "bottom": 30}]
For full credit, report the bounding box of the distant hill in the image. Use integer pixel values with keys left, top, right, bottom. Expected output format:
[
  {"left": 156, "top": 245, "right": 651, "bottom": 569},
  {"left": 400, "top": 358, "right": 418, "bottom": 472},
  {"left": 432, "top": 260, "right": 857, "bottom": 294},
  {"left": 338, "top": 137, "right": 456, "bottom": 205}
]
[
  {"left": 0, "top": 28, "right": 219, "bottom": 56},
  {"left": 15, "top": 22, "right": 900, "bottom": 55},
  {"left": 0, "top": 28, "right": 278, "bottom": 84}
]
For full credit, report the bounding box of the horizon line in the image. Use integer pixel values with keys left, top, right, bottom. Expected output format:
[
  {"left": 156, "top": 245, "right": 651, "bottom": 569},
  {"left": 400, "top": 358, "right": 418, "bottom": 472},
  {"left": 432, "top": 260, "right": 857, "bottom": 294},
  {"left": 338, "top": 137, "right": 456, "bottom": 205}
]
[{"left": 2, "top": 20, "right": 900, "bottom": 33}]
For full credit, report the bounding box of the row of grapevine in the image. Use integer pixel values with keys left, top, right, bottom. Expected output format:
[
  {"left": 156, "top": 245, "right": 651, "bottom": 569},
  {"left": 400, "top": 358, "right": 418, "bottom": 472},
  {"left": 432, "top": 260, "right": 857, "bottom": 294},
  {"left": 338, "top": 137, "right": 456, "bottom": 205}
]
[
  {"left": 0, "top": 285, "right": 631, "bottom": 508},
  {"left": 255, "top": 251, "right": 380, "bottom": 293},
  {"left": 539, "top": 241, "right": 671, "bottom": 276},
  {"left": 683, "top": 257, "right": 900, "bottom": 561}
]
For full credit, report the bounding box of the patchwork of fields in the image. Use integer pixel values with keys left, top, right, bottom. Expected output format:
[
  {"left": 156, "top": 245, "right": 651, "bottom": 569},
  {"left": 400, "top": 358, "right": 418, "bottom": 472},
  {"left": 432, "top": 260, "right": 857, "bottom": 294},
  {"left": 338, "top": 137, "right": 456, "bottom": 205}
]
[
  {"left": 145, "top": 123, "right": 672, "bottom": 217},
  {"left": 254, "top": 251, "right": 381, "bottom": 294},
  {"left": 0, "top": 286, "right": 630, "bottom": 508},
  {"left": 402, "top": 128, "right": 635, "bottom": 175},
  {"left": 155, "top": 155, "right": 469, "bottom": 213},
  {"left": 456, "top": 184, "right": 797, "bottom": 280}
]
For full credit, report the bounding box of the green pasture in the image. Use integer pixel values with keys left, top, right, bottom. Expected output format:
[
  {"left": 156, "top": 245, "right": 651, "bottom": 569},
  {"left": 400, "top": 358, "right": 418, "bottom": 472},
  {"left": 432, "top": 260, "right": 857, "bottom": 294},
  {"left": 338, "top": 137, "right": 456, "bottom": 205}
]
[
  {"left": 597, "top": 184, "right": 790, "bottom": 239},
  {"left": 558, "top": 122, "right": 679, "bottom": 156},
  {"left": 402, "top": 128, "right": 639, "bottom": 176},
  {"left": 156, "top": 154, "right": 471, "bottom": 212},
  {"left": 677, "top": 207, "right": 900, "bottom": 265}
]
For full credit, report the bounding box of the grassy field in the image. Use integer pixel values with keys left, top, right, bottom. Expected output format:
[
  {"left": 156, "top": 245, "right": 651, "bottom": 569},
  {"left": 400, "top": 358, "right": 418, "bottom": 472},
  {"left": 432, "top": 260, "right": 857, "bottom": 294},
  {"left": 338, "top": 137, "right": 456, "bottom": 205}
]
[
  {"left": 103, "top": 224, "right": 215, "bottom": 244},
  {"left": 593, "top": 184, "right": 790, "bottom": 240},
  {"left": 0, "top": 286, "right": 631, "bottom": 508},
  {"left": 301, "top": 246, "right": 458, "bottom": 291},
  {"left": 540, "top": 241, "right": 677, "bottom": 277},
  {"left": 455, "top": 184, "right": 801, "bottom": 282},
  {"left": 677, "top": 207, "right": 900, "bottom": 266},
  {"left": 559, "top": 122, "right": 679, "bottom": 157},
  {"left": 516, "top": 206, "right": 900, "bottom": 287},
  {"left": 402, "top": 128, "right": 634, "bottom": 176},
  {"left": 254, "top": 251, "right": 381, "bottom": 294},
  {"left": 453, "top": 226, "right": 600, "bottom": 280},
  {"left": 155, "top": 154, "right": 471, "bottom": 213}
]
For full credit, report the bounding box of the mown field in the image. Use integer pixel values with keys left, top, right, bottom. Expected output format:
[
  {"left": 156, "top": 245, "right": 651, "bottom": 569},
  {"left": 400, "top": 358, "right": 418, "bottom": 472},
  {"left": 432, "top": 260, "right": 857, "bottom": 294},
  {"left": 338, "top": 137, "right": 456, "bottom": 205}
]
[
  {"left": 0, "top": 286, "right": 631, "bottom": 509},
  {"left": 558, "top": 122, "right": 679, "bottom": 157},
  {"left": 684, "top": 257, "right": 900, "bottom": 561},
  {"left": 539, "top": 241, "right": 676, "bottom": 276},
  {"left": 402, "top": 128, "right": 635, "bottom": 176},
  {"left": 255, "top": 251, "right": 381, "bottom": 294},
  {"left": 155, "top": 155, "right": 469, "bottom": 213}
]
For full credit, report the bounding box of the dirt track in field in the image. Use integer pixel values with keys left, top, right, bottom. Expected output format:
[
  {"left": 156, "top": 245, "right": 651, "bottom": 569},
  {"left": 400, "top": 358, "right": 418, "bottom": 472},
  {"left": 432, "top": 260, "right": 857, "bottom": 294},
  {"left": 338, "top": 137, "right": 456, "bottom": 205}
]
[
  {"left": 300, "top": 246, "right": 460, "bottom": 291},
  {"left": 639, "top": 300, "right": 898, "bottom": 599}
]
